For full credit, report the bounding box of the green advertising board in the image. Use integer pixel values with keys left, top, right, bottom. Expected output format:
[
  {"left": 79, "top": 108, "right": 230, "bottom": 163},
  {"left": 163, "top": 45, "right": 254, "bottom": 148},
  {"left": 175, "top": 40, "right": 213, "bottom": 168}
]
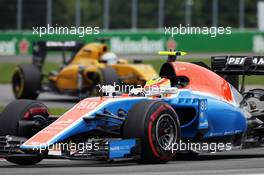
[{"left": 0, "top": 30, "right": 263, "bottom": 55}]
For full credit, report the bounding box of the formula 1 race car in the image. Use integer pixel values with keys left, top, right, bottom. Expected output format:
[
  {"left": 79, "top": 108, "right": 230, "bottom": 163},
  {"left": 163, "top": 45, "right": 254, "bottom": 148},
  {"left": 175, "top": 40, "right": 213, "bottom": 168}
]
[
  {"left": 12, "top": 40, "right": 157, "bottom": 99},
  {"left": 1, "top": 52, "right": 264, "bottom": 165}
]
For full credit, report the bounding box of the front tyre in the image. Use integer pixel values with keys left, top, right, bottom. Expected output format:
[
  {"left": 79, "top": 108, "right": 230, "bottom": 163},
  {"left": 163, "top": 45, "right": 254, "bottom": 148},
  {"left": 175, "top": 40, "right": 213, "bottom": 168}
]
[
  {"left": 123, "top": 100, "right": 180, "bottom": 163},
  {"left": 0, "top": 100, "right": 49, "bottom": 165}
]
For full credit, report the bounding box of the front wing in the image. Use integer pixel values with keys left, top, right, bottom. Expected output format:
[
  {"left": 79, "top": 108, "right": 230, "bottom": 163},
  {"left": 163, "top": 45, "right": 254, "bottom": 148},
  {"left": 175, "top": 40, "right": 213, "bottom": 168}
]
[{"left": 0, "top": 135, "right": 140, "bottom": 161}]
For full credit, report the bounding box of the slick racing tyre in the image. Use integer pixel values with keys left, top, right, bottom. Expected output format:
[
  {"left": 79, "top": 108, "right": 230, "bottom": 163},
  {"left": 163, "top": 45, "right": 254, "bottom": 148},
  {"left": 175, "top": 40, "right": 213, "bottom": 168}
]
[
  {"left": 12, "top": 64, "right": 41, "bottom": 100},
  {"left": 90, "top": 67, "right": 120, "bottom": 96},
  {"left": 123, "top": 100, "right": 181, "bottom": 163},
  {"left": 0, "top": 100, "right": 50, "bottom": 165},
  {"left": 101, "top": 67, "right": 120, "bottom": 86}
]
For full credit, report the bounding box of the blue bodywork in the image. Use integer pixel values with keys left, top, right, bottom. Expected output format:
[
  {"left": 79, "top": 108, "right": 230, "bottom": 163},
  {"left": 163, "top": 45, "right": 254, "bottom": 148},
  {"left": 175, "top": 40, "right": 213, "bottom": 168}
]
[
  {"left": 20, "top": 89, "right": 247, "bottom": 160},
  {"left": 164, "top": 90, "right": 247, "bottom": 139},
  {"left": 109, "top": 139, "right": 137, "bottom": 159},
  {"left": 96, "top": 90, "right": 247, "bottom": 140}
]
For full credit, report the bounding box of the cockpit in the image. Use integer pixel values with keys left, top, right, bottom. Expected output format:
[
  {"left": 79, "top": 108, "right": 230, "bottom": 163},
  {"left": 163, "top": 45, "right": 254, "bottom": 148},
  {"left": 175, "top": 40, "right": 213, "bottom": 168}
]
[{"left": 159, "top": 62, "right": 189, "bottom": 88}]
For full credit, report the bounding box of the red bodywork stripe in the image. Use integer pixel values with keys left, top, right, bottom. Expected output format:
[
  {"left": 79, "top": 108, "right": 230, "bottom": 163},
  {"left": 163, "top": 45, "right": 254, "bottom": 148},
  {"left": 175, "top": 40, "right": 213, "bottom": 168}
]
[{"left": 22, "top": 97, "right": 108, "bottom": 147}]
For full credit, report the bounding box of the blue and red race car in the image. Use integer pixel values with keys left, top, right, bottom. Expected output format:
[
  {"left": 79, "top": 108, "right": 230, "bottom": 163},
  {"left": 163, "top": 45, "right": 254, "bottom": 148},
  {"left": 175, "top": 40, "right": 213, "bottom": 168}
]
[{"left": 0, "top": 52, "right": 264, "bottom": 165}]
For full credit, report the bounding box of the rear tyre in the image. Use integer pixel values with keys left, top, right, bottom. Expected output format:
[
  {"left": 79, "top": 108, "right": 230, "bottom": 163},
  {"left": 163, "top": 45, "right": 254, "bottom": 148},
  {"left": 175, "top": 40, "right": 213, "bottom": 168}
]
[
  {"left": 12, "top": 64, "right": 41, "bottom": 99},
  {"left": 90, "top": 67, "right": 120, "bottom": 96},
  {"left": 0, "top": 100, "right": 49, "bottom": 165},
  {"left": 101, "top": 67, "right": 120, "bottom": 86},
  {"left": 123, "top": 100, "right": 180, "bottom": 164}
]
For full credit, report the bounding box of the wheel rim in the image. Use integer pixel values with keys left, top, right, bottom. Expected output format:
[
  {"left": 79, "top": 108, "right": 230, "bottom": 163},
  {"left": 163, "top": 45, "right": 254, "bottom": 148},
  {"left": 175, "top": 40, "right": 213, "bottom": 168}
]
[
  {"left": 155, "top": 114, "right": 177, "bottom": 150},
  {"left": 12, "top": 69, "right": 24, "bottom": 98}
]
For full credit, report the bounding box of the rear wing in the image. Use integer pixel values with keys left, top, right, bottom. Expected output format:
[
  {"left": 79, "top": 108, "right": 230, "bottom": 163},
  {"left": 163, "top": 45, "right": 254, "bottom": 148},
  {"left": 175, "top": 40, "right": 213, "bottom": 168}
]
[
  {"left": 211, "top": 56, "right": 264, "bottom": 75},
  {"left": 32, "top": 41, "right": 85, "bottom": 69},
  {"left": 211, "top": 56, "right": 264, "bottom": 91}
]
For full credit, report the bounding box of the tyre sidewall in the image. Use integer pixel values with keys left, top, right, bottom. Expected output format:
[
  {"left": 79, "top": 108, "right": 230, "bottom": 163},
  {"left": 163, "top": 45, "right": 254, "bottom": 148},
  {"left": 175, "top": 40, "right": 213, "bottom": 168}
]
[
  {"left": 0, "top": 100, "right": 48, "bottom": 136},
  {"left": 123, "top": 100, "right": 180, "bottom": 163},
  {"left": 0, "top": 100, "right": 48, "bottom": 165},
  {"left": 143, "top": 102, "right": 180, "bottom": 162},
  {"left": 12, "top": 64, "right": 41, "bottom": 99},
  {"left": 101, "top": 67, "right": 120, "bottom": 86}
]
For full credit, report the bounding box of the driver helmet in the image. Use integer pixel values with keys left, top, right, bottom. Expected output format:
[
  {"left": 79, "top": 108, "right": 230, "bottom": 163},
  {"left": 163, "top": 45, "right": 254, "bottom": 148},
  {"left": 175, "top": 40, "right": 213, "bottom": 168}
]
[
  {"left": 145, "top": 77, "right": 171, "bottom": 88},
  {"left": 101, "top": 52, "right": 118, "bottom": 65}
]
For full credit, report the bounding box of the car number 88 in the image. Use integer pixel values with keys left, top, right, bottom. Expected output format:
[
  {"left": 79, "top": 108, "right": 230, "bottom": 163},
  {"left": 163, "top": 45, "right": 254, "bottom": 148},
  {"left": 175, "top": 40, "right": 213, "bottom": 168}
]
[{"left": 75, "top": 101, "right": 99, "bottom": 110}]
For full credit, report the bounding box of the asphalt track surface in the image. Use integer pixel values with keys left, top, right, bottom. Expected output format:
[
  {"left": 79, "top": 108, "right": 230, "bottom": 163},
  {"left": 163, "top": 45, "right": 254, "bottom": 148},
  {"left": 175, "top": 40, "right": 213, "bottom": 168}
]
[{"left": 1, "top": 148, "right": 264, "bottom": 175}]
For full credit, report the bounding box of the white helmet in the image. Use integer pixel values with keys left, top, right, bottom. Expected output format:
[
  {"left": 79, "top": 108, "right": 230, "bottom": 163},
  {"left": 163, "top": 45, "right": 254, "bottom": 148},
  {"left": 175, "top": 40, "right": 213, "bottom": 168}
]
[{"left": 101, "top": 52, "right": 118, "bottom": 65}]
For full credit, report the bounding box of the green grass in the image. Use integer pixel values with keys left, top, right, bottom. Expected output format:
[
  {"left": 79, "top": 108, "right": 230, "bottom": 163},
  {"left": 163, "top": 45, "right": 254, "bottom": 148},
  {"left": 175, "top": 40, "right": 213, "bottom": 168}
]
[
  {"left": 48, "top": 108, "right": 68, "bottom": 115},
  {"left": 43, "top": 62, "right": 61, "bottom": 73},
  {"left": 0, "top": 105, "right": 68, "bottom": 115},
  {"left": 0, "top": 62, "right": 61, "bottom": 84},
  {"left": 0, "top": 63, "right": 19, "bottom": 84},
  {"left": 0, "top": 58, "right": 263, "bottom": 85}
]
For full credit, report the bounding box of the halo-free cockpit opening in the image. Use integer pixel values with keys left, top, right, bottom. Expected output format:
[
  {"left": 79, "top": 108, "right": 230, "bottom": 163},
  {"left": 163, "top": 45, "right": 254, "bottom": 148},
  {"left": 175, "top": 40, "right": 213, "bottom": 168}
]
[{"left": 159, "top": 62, "right": 189, "bottom": 88}]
